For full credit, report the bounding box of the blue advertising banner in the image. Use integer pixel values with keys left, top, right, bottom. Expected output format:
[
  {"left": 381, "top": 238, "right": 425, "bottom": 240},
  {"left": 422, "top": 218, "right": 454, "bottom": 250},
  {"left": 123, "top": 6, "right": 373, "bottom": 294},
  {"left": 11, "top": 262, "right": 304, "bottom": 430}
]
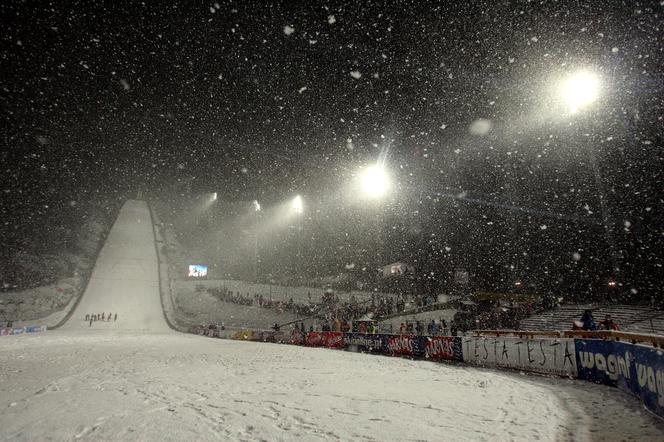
[
  {"left": 385, "top": 334, "right": 426, "bottom": 357},
  {"left": 575, "top": 339, "right": 664, "bottom": 418},
  {"left": 344, "top": 333, "right": 385, "bottom": 352},
  {"left": 423, "top": 336, "right": 463, "bottom": 361}
]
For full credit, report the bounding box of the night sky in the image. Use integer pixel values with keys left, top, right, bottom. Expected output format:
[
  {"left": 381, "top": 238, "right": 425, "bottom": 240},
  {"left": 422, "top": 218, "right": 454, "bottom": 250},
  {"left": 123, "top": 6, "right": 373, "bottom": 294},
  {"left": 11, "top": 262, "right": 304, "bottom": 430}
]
[{"left": 1, "top": 1, "right": 662, "bottom": 297}]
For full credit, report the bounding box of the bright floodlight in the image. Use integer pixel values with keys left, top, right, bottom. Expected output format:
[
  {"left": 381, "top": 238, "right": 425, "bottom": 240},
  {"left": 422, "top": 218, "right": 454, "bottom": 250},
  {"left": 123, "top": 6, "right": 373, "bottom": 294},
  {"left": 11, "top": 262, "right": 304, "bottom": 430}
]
[
  {"left": 292, "top": 195, "right": 303, "bottom": 214},
  {"left": 560, "top": 71, "right": 599, "bottom": 113},
  {"left": 253, "top": 200, "right": 261, "bottom": 212},
  {"left": 361, "top": 164, "right": 389, "bottom": 198},
  {"left": 211, "top": 192, "right": 218, "bottom": 201}
]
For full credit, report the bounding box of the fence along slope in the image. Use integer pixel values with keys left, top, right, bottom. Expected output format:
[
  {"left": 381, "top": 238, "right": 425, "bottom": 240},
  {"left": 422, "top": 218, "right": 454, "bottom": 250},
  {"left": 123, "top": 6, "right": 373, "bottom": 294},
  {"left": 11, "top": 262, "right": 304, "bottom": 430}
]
[{"left": 61, "top": 200, "right": 170, "bottom": 332}]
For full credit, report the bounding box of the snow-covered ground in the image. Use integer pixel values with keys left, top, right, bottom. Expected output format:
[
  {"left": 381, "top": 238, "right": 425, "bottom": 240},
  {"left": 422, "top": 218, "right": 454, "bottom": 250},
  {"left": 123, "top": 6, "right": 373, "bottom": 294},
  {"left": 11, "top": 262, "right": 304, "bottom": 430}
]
[
  {"left": 2, "top": 331, "right": 663, "bottom": 441},
  {"left": 174, "top": 290, "right": 299, "bottom": 329},
  {"left": 2, "top": 200, "right": 662, "bottom": 441},
  {"left": 60, "top": 200, "right": 168, "bottom": 332},
  {"left": 0, "top": 277, "right": 80, "bottom": 326}
]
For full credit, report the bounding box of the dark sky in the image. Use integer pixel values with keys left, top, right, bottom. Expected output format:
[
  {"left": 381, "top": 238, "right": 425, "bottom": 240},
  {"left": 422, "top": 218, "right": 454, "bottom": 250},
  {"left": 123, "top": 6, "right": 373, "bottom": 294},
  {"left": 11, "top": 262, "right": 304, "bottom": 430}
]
[{"left": 1, "top": 1, "right": 662, "bottom": 294}]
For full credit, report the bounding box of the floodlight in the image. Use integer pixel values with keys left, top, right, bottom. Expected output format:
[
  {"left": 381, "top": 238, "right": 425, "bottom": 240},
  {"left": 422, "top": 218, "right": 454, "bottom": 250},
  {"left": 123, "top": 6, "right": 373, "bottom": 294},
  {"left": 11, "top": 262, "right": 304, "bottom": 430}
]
[
  {"left": 292, "top": 195, "right": 303, "bottom": 214},
  {"left": 560, "top": 71, "right": 599, "bottom": 113},
  {"left": 361, "top": 164, "right": 390, "bottom": 198}
]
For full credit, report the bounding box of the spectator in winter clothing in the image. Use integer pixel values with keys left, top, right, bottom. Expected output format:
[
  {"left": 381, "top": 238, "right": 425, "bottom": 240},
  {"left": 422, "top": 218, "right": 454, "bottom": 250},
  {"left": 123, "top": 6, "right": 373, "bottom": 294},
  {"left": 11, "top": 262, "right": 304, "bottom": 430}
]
[
  {"left": 580, "top": 310, "right": 597, "bottom": 331},
  {"left": 600, "top": 314, "right": 619, "bottom": 330},
  {"left": 428, "top": 320, "right": 439, "bottom": 335},
  {"left": 450, "top": 321, "right": 458, "bottom": 336}
]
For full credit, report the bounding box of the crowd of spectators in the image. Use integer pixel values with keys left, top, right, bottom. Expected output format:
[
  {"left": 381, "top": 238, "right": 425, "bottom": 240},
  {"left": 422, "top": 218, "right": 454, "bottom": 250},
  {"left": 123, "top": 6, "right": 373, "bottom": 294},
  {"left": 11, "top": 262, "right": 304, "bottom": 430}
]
[
  {"left": 450, "top": 301, "right": 535, "bottom": 332},
  {"left": 201, "top": 285, "right": 413, "bottom": 330},
  {"left": 573, "top": 310, "right": 620, "bottom": 331}
]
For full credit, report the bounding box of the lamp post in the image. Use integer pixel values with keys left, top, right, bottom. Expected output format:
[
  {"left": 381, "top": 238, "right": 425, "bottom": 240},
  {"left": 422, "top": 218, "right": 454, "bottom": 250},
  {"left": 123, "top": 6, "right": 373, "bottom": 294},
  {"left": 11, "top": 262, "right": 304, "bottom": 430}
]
[
  {"left": 558, "top": 70, "right": 620, "bottom": 276},
  {"left": 292, "top": 195, "right": 304, "bottom": 282},
  {"left": 252, "top": 200, "right": 260, "bottom": 282},
  {"left": 359, "top": 163, "right": 391, "bottom": 275}
]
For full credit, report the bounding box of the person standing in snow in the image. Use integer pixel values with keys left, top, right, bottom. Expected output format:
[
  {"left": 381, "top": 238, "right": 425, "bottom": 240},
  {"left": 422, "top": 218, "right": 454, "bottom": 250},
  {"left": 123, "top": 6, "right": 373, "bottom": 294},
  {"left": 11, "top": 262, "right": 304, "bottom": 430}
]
[
  {"left": 89, "top": 318, "right": 93, "bottom": 327},
  {"left": 114, "top": 313, "right": 117, "bottom": 321},
  {"left": 85, "top": 314, "right": 90, "bottom": 321}
]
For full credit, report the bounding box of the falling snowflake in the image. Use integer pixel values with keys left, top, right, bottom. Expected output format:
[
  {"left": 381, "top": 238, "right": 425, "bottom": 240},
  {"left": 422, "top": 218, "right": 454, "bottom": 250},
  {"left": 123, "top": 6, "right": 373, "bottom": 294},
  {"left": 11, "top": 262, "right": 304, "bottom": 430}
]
[
  {"left": 350, "top": 70, "right": 362, "bottom": 79},
  {"left": 328, "top": 15, "right": 336, "bottom": 24},
  {"left": 284, "top": 25, "right": 295, "bottom": 35}
]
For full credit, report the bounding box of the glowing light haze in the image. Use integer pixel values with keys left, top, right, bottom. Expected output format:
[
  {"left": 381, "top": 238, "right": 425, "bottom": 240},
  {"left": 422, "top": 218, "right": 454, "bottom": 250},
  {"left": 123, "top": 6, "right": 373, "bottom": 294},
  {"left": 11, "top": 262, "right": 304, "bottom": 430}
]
[{"left": 560, "top": 71, "right": 599, "bottom": 113}]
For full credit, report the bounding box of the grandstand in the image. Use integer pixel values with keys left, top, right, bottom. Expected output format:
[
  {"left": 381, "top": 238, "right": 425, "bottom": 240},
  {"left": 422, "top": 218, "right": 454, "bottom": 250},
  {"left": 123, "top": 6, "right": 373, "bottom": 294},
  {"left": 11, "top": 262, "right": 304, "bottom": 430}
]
[{"left": 518, "top": 304, "right": 664, "bottom": 335}]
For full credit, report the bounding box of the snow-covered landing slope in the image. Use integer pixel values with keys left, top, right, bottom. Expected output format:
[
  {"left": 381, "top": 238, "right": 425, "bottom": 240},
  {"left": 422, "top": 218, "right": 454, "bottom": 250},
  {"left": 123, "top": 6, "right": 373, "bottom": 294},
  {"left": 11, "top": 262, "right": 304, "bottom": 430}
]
[
  {"left": 61, "top": 200, "right": 169, "bottom": 332},
  {"left": 1, "top": 332, "right": 663, "bottom": 441}
]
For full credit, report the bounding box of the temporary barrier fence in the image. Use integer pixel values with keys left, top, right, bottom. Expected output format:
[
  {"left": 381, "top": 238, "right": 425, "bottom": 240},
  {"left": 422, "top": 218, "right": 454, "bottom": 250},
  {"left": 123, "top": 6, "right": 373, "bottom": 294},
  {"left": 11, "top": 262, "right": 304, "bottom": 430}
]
[
  {"left": 576, "top": 338, "right": 664, "bottom": 418},
  {"left": 0, "top": 325, "right": 47, "bottom": 336},
  {"left": 461, "top": 336, "right": 577, "bottom": 377}
]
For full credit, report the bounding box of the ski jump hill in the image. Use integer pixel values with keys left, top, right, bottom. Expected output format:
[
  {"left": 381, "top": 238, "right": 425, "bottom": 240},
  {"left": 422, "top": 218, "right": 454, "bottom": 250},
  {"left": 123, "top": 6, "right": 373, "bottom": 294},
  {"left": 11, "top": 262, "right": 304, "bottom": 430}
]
[{"left": 60, "top": 200, "right": 170, "bottom": 332}]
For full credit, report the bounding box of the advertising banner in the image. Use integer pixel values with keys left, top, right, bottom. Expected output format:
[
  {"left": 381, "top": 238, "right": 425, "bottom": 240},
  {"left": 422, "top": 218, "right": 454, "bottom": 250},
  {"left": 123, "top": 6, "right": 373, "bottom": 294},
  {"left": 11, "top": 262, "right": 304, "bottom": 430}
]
[
  {"left": 305, "top": 331, "right": 324, "bottom": 347},
  {"left": 231, "top": 330, "right": 253, "bottom": 340},
  {"left": 462, "top": 336, "right": 577, "bottom": 376},
  {"left": 575, "top": 339, "right": 664, "bottom": 418},
  {"left": 0, "top": 328, "right": 10, "bottom": 336},
  {"left": 26, "top": 325, "right": 47, "bottom": 333},
  {"left": 424, "top": 336, "right": 463, "bottom": 361},
  {"left": 344, "top": 333, "right": 385, "bottom": 352},
  {"left": 12, "top": 327, "right": 26, "bottom": 335},
  {"left": 385, "top": 334, "right": 425, "bottom": 357},
  {"left": 250, "top": 331, "right": 286, "bottom": 343},
  {"left": 322, "top": 331, "right": 345, "bottom": 349}
]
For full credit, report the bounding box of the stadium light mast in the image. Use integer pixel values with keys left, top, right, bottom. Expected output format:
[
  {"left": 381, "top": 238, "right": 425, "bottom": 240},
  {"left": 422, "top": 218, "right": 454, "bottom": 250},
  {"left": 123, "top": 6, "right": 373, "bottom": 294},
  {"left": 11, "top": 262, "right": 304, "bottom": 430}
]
[
  {"left": 555, "top": 69, "right": 619, "bottom": 282},
  {"left": 252, "top": 200, "right": 261, "bottom": 282}
]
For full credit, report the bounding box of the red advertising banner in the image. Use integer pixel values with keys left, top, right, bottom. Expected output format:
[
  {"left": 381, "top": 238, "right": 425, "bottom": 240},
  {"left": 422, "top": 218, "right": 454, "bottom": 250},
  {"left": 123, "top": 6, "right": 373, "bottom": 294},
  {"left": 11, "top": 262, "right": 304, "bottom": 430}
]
[
  {"left": 387, "top": 335, "right": 417, "bottom": 355},
  {"left": 322, "top": 331, "right": 344, "bottom": 349},
  {"left": 305, "top": 331, "right": 324, "bottom": 347},
  {"left": 424, "top": 336, "right": 457, "bottom": 360},
  {"left": 304, "top": 331, "right": 345, "bottom": 348}
]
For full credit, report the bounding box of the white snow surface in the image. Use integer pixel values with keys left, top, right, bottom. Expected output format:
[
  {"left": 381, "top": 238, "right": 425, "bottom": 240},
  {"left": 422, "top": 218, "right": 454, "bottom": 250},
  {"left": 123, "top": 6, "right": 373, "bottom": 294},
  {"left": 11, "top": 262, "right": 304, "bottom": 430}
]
[
  {"left": 1, "top": 331, "right": 663, "bottom": 441},
  {"left": 60, "top": 200, "right": 169, "bottom": 332},
  {"left": 2, "top": 200, "right": 663, "bottom": 440}
]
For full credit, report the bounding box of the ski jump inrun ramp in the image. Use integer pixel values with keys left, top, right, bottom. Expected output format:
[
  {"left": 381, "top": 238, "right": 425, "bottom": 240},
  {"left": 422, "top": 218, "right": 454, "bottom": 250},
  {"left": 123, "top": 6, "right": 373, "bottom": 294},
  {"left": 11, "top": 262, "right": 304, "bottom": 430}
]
[{"left": 61, "top": 200, "right": 170, "bottom": 332}]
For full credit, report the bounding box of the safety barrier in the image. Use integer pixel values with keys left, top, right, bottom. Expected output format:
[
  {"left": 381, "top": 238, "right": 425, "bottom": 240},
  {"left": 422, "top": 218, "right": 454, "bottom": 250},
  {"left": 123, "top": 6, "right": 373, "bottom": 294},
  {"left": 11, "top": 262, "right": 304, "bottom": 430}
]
[
  {"left": 190, "top": 326, "right": 664, "bottom": 419},
  {"left": 0, "top": 325, "right": 47, "bottom": 336}
]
